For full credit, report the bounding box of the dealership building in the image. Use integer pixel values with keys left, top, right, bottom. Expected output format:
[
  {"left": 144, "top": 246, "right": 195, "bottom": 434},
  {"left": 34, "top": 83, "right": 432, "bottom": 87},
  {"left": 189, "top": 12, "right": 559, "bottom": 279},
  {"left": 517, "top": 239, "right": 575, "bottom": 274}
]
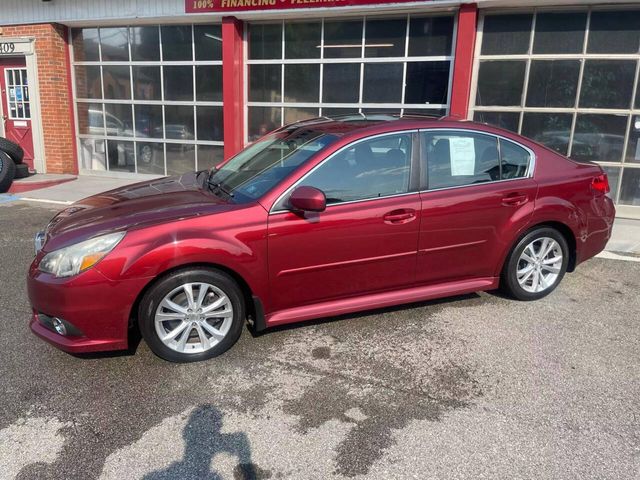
[{"left": 1, "top": 0, "right": 639, "bottom": 217}]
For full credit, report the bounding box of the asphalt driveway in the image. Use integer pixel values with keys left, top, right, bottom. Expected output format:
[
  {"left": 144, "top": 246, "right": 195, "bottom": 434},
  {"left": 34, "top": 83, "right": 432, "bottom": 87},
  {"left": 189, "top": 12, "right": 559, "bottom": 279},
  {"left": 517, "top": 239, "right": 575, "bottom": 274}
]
[{"left": 1, "top": 200, "right": 638, "bottom": 480}]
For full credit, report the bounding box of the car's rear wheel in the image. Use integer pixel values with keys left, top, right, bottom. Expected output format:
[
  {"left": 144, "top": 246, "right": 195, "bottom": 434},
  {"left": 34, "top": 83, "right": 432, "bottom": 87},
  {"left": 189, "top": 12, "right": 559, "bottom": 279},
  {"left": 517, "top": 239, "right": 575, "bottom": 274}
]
[
  {"left": 138, "top": 268, "right": 244, "bottom": 362},
  {"left": 501, "top": 227, "right": 569, "bottom": 301}
]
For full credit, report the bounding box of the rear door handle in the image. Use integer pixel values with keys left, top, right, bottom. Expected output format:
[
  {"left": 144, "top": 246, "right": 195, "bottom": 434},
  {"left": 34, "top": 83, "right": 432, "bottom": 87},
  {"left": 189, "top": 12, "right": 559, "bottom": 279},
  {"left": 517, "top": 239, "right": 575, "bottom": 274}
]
[
  {"left": 383, "top": 208, "right": 416, "bottom": 224},
  {"left": 502, "top": 193, "right": 528, "bottom": 207}
]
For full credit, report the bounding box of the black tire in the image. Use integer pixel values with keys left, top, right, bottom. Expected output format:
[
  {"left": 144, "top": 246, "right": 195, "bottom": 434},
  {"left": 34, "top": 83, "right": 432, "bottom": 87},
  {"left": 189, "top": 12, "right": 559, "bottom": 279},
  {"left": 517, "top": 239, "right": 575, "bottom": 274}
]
[
  {"left": 0, "top": 137, "right": 24, "bottom": 163},
  {"left": 0, "top": 150, "right": 16, "bottom": 193},
  {"left": 14, "top": 162, "right": 30, "bottom": 179},
  {"left": 138, "top": 268, "right": 245, "bottom": 363},
  {"left": 501, "top": 227, "right": 569, "bottom": 301}
]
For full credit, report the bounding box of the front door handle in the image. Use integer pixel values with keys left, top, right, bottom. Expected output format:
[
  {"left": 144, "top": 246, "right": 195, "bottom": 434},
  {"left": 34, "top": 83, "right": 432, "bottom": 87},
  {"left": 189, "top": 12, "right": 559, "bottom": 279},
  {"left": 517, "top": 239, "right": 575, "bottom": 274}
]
[
  {"left": 502, "top": 193, "right": 528, "bottom": 207},
  {"left": 383, "top": 208, "right": 416, "bottom": 224}
]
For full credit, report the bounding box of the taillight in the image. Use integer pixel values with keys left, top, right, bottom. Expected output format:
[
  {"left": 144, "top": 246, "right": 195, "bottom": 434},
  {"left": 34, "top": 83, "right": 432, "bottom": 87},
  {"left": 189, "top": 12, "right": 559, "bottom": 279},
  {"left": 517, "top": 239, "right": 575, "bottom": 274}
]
[{"left": 591, "top": 173, "right": 610, "bottom": 195}]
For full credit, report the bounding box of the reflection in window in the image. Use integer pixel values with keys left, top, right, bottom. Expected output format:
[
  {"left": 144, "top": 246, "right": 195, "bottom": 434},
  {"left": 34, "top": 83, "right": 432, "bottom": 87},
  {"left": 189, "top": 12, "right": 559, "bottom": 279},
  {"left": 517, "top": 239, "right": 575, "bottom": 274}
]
[
  {"left": 481, "top": 14, "right": 532, "bottom": 55},
  {"left": 163, "top": 66, "right": 193, "bottom": 101},
  {"left": 196, "top": 65, "right": 223, "bottom": 102},
  {"left": 579, "top": 60, "right": 636, "bottom": 109},
  {"left": 197, "top": 145, "right": 224, "bottom": 171},
  {"left": 130, "top": 26, "right": 160, "bottom": 61},
  {"left": 301, "top": 133, "right": 412, "bottom": 204},
  {"left": 249, "top": 64, "right": 281, "bottom": 102},
  {"left": 619, "top": 168, "right": 640, "bottom": 206},
  {"left": 133, "top": 66, "right": 161, "bottom": 101},
  {"left": 161, "top": 26, "right": 193, "bottom": 61},
  {"left": 365, "top": 18, "right": 405, "bottom": 57},
  {"left": 533, "top": 13, "right": 587, "bottom": 54},
  {"left": 197, "top": 106, "right": 224, "bottom": 142},
  {"left": 323, "top": 64, "right": 360, "bottom": 104},
  {"left": 77, "top": 103, "right": 104, "bottom": 136},
  {"left": 473, "top": 111, "right": 520, "bottom": 133},
  {"left": 75, "top": 65, "right": 102, "bottom": 99},
  {"left": 363, "top": 63, "right": 403, "bottom": 103},
  {"left": 571, "top": 114, "right": 627, "bottom": 163},
  {"left": 526, "top": 60, "right": 580, "bottom": 108},
  {"left": 100, "top": 28, "right": 129, "bottom": 61},
  {"left": 285, "top": 22, "right": 321, "bottom": 59},
  {"left": 72, "top": 28, "right": 100, "bottom": 62},
  {"left": 405, "top": 62, "right": 450, "bottom": 105},
  {"left": 248, "top": 107, "right": 281, "bottom": 141},
  {"left": 284, "top": 65, "right": 320, "bottom": 103},
  {"left": 102, "top": 65, "right": 131, "bottom": 100},
  {"left": 194, "top": 25, "right": 222, "bottom": 61},
  {"left": 80, "top": 138, "right": 106, "bottom": 170},
  {"left": 476, "top": 61, "right": 526, "bottom": 106},
  {"left": 107, "top": 140, "right": 135, "bottom": 172},
  {"left": 324, "top": 20, "right": 362, "bottom": 59},
  {"left": 625, "top": 116, "right": 640, "bottom": 164},
  {"left": 249, "top": 23, "right": 282, "bottom": 60},
  {"left": 521, "top": 113, "right": 573, "bottom": 155},
  {"left": 135, "top": 105, "right": 163, "bottom": 139},
  {"left": 105, "top": 104, "right": 133, "bottom": 137},
  {"left": 137, "top": 142, "right": 165, "bottom": 175},
  {"left": 164, "top": 106, "right": 194, "bottom": 140},
  {"left": 166, "top": 145, "right": 196, "bottom": 175},
  {"left": 587, "top": 10, "right": 640, "bottom": 54},
  {"left": 408, "top": 16, "right": 454, "bottom": 57}
]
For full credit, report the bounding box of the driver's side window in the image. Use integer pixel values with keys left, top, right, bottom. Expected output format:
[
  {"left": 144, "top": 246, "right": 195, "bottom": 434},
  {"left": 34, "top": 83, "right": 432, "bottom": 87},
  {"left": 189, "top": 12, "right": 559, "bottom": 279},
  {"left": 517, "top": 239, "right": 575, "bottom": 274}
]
[{"left": 296, "top": 133, "right": 412, "bottom": 205}]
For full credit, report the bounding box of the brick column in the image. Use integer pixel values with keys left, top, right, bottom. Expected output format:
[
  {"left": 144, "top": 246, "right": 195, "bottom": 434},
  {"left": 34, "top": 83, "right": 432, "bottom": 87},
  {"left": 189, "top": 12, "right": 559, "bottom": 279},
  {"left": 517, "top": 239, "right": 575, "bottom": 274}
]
[
  {"left": 449, "top": 3, "right": 479, "bottom": 119},
  {"left": 2, "top": 23, "right": 77, "bottom": 174},
  {"left": 222, "top": 17, "right": 245, "bottom": 161}
]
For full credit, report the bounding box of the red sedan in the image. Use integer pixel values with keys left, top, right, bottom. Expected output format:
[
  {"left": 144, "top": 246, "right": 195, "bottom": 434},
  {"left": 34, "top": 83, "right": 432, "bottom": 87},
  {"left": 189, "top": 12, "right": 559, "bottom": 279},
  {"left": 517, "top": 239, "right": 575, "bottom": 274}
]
[{"left": 27, "top": 115, "right": 615, "bottom": 362}]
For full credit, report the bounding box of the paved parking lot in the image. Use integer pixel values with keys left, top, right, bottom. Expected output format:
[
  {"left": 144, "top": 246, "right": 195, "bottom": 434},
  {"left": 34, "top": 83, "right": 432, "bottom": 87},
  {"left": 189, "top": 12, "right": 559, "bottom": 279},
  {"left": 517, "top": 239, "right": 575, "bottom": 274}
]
[{"left": 1, "top": 200, "right": 638, "bottom": 480}]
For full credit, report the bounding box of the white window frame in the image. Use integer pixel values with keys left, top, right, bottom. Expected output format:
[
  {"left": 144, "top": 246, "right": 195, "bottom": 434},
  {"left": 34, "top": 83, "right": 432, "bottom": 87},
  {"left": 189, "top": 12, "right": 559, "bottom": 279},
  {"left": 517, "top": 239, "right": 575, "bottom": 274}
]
[{"left": 4, "top": 68, "right": 31, "bottom": 120}]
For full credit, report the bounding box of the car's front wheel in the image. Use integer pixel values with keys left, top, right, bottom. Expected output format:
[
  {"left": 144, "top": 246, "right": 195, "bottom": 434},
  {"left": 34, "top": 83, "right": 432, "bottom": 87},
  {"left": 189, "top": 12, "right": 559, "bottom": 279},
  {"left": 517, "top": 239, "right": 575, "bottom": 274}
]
[
  {"left": 138, "top": 268, "right": 245, "bottom": 362},
  {"left": 501, "top": 227, "right": 569, "bottom": 301}
]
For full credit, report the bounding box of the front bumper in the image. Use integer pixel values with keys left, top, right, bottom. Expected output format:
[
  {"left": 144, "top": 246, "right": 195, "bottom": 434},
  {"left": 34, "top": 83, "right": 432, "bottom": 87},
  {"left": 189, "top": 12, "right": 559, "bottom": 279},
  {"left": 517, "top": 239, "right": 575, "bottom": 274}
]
[{"left": 27, "top": 263, "right": 151, "bottom": 354}]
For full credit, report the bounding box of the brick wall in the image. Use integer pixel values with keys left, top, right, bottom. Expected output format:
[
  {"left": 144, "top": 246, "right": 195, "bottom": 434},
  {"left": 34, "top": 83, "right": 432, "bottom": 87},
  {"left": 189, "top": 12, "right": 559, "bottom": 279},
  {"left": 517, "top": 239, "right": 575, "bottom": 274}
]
[{"left": 2, "top": 23, "right": 76, "bottom": 174}]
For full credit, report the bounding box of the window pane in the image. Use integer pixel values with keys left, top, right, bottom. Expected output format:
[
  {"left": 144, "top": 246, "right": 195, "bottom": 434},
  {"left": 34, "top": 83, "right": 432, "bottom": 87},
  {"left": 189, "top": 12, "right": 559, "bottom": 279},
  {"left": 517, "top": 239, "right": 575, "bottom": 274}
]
[
  {"left": 130, "top": 26, "right": 160, "bottom": 61},
  {"left": 636, "top": 79, "right": 640, "bottom": 110},
  {"left": 322, "top": 107, "right": 361, "bottom": 117},
  {"left": 196, "top": 65, "right": 222, "bottom": 102},
  {"left": 322, "top": 63, "right": 360, "bottom": 104},
  {"left": 249, "top": 23, "right": 282, "bottom": 60},
  {"left": 526, "top": 60, "right": 580, "bottom": 108},
  {"left": 163, "top": 66, "right": 193, "bottom": 101},
  {"left": 299, "top": 133, "right": 412, "bottom": 203},
  {"left": 533, "top": 12, "right": 587, "bottom": 54},
  {"left": 164, "top": 105, "right": 194, "bottom": 140},
  {"left": 363, "top": 63, "right": 403, "bottom": 103},
  {"left": 72, "top": 28, "right": 100, "bottom": 62},
  {"left": 197, "top": 145, "right": 224, "bottom": 171},
  {"left": 100, "top": 27, "right": 129, "bottom": 62},
  {"left": 196, "top": 106, "right": 224, "bottom": 141},
  {"left": 77, "top": 103, "right": 104, "bottom": 136},
  {"left": 500, "top": 139, "right": 530, "bottom": 179},
  {"left": 481, "top": 14, "right": 532, "bottom": 55},
  {"left": 248, "top": 106, "right": 281, "bottom": 141},
  {"left": 423, "top": 131, "right": 500, "bottom": 189},
  {"left": 75, "top": 65, "right": 102, "bottom": 99},
  {"left": 587, "top": 11, "right": 640, "bottom": 54},
  {"left": 365, "top": 18, "right": 405, "bottom": 58},
  {"left": 284, "top": 64, "right": 319, "bottom": 103},
  {"left": 602, "top": 166, "right": 621, "bottom": 201},
  {"left": 107, "top": 140, "right": 135, "bottom": 172},
  {"left": 619, "top": 168, "right": 640, "bottom": 205},
  {"left": 134, "top": 105, "right": 163, "bottom": 139},
  {"left": 324, "top": 20, "right": 362, "bottom": 59},
  {"left": 476, "top": 61, "right": 526, "bottom": 106},
  {"left": 571, "top": 114, "right": 627, "bottom": 163},
  {"left": 579, "top": 60, "right": 636, "bottom": 109},
  {"left": 625, "top": 115, "right": 640, "bottom": 164},
  {"left": 521, "top": 113, "right": 573, "bottom": 155},
  {"left": 133, "top": 66, "right": 161, "bottom": 101},
  {"left": 80, "top": 138, "right": 106, "bottom": 170},
  {"left": 408, "top": 16, "right": 454, "bottom": 56},
  {"left": 105, "top": 104, "right": 133, "bottom": 137},
  {"left": 473, "top": 111, "right": 520, "bottom": 133},
  {"left": 404, "top": 108, "right": 447, "bottom": 117},
  {"left": 285, "top": 22, "right": 321, "bottom": 59},
  {"left": 194, "top": 25, "right": 222, "bottom": 60},
  {"left": 161, "top": 26, "right": 193, "bottom": 61},
  {"left": 249, "top": 64, "right": 281, "bottom": 102},
  {"left": 166, "top": 145, "right": 196, "bottom": 175},
  {"left": 102, "top": 65, "right": 131, "bottom": 100},
  {"left": 137, "top": 142, "right": 165, "bottom": 175},
  {"left": 284, "top": 107, "right": 319, "bottom": 125},
  {"left": 405, "top": 61, "right": 450, "bottom": 105}
]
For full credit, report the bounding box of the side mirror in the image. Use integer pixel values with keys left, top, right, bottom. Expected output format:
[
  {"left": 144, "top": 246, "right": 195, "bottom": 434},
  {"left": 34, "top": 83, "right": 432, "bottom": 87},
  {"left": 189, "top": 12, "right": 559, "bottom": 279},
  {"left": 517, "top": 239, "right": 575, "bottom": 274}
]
[{"left": 288, "top": 186, "right": 326, "bottom": 213}]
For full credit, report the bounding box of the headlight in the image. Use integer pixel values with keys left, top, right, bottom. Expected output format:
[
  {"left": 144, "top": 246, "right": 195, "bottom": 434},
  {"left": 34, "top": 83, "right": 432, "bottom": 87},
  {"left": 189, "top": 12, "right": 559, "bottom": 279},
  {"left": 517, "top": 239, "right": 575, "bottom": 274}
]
[{"left": 38, "top": 232, "right": 125, "bottom": 278}]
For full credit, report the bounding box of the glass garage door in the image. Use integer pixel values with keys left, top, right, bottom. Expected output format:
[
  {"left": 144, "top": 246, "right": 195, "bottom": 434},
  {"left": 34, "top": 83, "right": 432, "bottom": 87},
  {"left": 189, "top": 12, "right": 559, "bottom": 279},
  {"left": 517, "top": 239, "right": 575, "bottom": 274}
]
[
  {"left": 471, "top": 8, "right": 640, "bottom": 209},
  {"left": 246, "top": 15, "right": 456, "bottom": 141},
  {"left": 72, "top": 25, "right": 224, "bottom": 176}
]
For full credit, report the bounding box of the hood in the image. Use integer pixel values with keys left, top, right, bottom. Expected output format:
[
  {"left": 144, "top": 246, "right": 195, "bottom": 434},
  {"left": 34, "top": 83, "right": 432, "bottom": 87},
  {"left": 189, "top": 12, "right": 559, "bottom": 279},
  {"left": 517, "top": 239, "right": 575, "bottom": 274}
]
[{"left": 43, "top": 172, "right": 237, "bottom": 251}]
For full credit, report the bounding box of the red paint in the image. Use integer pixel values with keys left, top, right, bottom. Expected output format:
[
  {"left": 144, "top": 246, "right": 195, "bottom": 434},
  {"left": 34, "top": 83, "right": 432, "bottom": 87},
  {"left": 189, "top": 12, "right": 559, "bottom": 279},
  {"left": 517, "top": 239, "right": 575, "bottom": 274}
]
[
  {"left": 288, "top": 185, "right": 327, "bottom": 212},
  {"left": 27, "top": 117, "right": 615, "bottom": 355},
  {"left": 222, "top": 16, "right": 245, "bottom": 160},
  {"left": 63, "top": 26, "right": 79, "bottom": 175},
  {"left": 7, "top": 175, "right": 76, "bottom": 194},
  {"left": 187, "top": 0, "right": 434, "bottom": 14},
  {"left": 449, "top": 3, "right": 478, "bottom": 119},
  {"left": 0, "top": 57, "right": 35, "bottom": 169}
]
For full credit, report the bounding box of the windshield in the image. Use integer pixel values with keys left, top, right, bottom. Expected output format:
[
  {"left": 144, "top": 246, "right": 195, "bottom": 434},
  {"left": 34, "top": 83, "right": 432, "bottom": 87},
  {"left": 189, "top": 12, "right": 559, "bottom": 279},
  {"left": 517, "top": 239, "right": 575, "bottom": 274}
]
[{"left": 207, "top": 129, "right": 339, "bottom": 203}]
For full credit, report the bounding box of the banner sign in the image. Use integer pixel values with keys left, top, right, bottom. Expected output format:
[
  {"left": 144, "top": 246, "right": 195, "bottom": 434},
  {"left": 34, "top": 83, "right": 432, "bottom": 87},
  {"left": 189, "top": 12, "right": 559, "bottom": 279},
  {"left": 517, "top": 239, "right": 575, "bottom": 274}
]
[{"left": 186, "top": 0, "right": 428, "bottom": 13}]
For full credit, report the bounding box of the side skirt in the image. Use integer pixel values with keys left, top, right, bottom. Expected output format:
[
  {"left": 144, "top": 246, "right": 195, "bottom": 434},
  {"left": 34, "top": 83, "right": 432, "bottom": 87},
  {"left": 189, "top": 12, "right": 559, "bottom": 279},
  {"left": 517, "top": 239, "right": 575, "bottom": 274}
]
[{"left": 265, "top": 277, "right": 499, "bottom": 328}]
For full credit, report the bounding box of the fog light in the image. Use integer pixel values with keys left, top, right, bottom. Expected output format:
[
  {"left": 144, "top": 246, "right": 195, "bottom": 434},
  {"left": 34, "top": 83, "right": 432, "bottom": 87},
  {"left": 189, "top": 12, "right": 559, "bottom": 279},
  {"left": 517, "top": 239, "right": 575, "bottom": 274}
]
[{"left": 51, "top": 317, "right": 67, "bottom": 336}]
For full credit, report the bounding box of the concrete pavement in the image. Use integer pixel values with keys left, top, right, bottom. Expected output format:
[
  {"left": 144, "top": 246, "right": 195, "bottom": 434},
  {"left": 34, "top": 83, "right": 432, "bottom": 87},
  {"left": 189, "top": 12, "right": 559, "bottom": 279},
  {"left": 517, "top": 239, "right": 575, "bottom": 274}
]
[{"left": 1, "top": 200, "right": 639, "bottom": 479}]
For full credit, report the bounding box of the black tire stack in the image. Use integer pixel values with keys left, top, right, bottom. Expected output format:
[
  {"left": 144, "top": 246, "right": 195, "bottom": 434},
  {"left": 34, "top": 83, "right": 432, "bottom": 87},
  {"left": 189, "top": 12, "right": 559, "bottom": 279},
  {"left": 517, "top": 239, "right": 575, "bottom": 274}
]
[{"left": 0, "top": 137, "right": 27, "bottom": 193}]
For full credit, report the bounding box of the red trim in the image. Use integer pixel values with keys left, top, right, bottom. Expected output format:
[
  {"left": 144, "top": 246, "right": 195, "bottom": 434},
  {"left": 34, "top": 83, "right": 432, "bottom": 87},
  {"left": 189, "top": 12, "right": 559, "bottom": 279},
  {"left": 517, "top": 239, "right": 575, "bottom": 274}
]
[
  {"left": 222, "top": 17, "right": 245, "bottom": 161},
  {"left": 63, "top": 26, "right": 79, "bottom": 175},
  {"left": 450, "top": 3, "right": 478, "bottom": 119},
  {"left": 8, "top": 176, "right": 76, "bottom": 194}
]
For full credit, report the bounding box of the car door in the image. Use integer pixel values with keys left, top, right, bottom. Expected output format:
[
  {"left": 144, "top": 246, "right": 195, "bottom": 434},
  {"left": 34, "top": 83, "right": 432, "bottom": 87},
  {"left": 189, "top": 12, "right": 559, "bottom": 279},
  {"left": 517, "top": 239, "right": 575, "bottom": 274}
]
[
  {"left": 267, "top": 131, "right": 421, "bottom": 313},
  {"left": 416, "top": 129, "right": 537, "bottom": 285}
]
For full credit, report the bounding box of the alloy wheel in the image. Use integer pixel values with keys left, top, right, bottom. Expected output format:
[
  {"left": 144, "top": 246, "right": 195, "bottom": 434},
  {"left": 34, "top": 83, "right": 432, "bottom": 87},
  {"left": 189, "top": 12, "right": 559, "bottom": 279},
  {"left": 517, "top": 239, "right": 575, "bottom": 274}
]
[
  {"left": 516, "top": 237, "right": 563, "bottom": 293},
  {"left": 154, "top": 282, "right": 233, "bottom": 354}
]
